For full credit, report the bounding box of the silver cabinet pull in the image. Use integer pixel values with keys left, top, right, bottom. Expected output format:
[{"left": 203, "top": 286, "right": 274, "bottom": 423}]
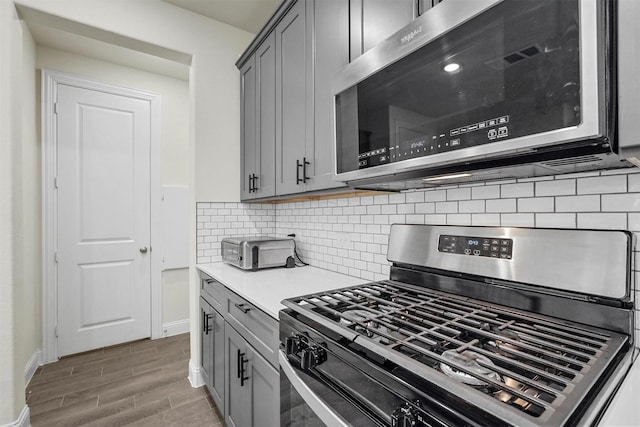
[{"left": 139, "top": 246, "right": 148, "bottom": 253}]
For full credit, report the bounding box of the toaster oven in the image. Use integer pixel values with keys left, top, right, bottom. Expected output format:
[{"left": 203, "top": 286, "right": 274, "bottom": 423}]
[{"left": 221, "top": 237, "right": 295, "bottom": 270}]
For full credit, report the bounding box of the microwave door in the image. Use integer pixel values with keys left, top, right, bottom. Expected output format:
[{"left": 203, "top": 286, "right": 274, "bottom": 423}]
[{"left": 335, "top": 0, "right": 606, "bottom": 182}]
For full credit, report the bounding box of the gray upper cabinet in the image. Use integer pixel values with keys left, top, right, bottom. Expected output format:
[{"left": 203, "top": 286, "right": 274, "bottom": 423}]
[
  {"left": 349, "top": 0, "right": 420, "bottom": 61},
  {"left": 240, "top": 58, "right": 257, "bottom": 200},
  {"left": 275, "top": 0, "right": 310, "bottom": 196},
  {"left": 241, "top": 34, "right": 277, "bottom": 200},
  {"left": 307, "top": 0, "right": 349, "bottom": 192},
  {"left": 240, "top": 0, "right": 419, "bottom": 199}
]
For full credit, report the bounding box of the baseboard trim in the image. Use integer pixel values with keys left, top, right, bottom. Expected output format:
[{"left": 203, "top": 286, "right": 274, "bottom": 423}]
[
  {"left": 188, "top": 359, "right": 205, "bottom": 388},
  {"left": 161, "top": 319, "right": 189, "bottom": 338},
  {"left": 24, "top": 348, "right": 42, "bottom": 387},
  {"left": 1, "top": 405, "right": 30, "bottom": 427}
]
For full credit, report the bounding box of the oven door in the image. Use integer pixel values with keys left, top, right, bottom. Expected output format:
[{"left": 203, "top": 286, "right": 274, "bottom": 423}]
[
  {"left": 280, "top": 350, "right": 358, "bottom": 427},
  {"left": 334, "top": 0, "right": 608, "bottom": 183}
]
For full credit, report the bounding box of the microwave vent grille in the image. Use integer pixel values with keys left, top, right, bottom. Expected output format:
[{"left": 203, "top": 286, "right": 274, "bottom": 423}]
[
  {"left": 539, "top": 155, "right": 603, "bottom": 168},
  {"left": 486, "top": 44, "right": 541, "bottom": 70}
]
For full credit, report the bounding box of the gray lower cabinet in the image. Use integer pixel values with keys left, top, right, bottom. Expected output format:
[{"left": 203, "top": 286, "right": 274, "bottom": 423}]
[
  {"left": 224, "top": 321, "right": 279, "bottom": 427},
  {"left": 200, "top": 271, "right": 280, "bottom": 427},
  {"left": 200, "top": 296, "right": 225, "bottom": 411}
]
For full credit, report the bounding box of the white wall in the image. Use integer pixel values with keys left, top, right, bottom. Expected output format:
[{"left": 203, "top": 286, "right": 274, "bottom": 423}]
[
  {"left": 36, "top": 46, "right": 192, "bottom": 324},
  {"left": 0, "top": 0, "right": 254, "bottom": 422},
  {"left": 0, "top": 1, "right": 38, "bottom": 423}
]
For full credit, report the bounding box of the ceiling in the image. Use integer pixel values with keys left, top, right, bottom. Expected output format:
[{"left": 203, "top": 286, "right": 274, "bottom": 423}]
[
  {"left": 162, "top": 0, "right": 281, "bottom": 34},
  {"left": 21, "top": 0, "right": 281, "bottom": 81}
]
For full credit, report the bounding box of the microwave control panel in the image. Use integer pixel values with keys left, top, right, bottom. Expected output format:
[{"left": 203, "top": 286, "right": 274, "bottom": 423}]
[{"left": 438, "top": 235, "right": 512, "bottom": 259}]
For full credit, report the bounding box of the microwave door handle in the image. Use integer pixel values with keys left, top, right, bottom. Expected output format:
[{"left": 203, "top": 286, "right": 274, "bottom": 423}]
[{"left": 278, "top": 350, "right": 350, "bottom": 427}]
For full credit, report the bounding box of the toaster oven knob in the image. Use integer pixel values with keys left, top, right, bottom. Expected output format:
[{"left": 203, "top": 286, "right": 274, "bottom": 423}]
[
  {"left": 300, "top": 346, "right": 326, "bottom": 370},
  {"left": 391, "top": 403, "right": 419, "bottom": 427}
]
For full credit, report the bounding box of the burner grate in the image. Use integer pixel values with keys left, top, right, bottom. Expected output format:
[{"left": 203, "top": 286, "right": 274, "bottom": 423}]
[{"left": 284, "top": 280, "right": 628, "bottom": 424}]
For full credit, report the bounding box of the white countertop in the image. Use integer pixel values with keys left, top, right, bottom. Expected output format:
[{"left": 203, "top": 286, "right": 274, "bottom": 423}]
[
  {"left": 599, "top": 353, "right": 640, "bottom": 427},
  {"left": 196, "top": 262, "right": 367, "bottom": 319}
]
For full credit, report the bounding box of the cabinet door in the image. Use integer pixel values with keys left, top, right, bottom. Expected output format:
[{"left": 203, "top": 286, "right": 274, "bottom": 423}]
[
  {"left": 211, "top": 305, "right": 225, "bottom": 413},
  {"left": 350, "top": 0, "right": 418, "bottom": 61},
  {"left": 200, "top": 297, "right": 214, "bottom": 394},
  {"left": 240, "top": 57, "right": 257, "bottom": 200},
  {"left": 246, "top": 343, "right": 279, "bottom": 427},
  {"left": 225, "top": 322, "right": 250, "bottom": 427},
  {"left": 275, "top": 0, "right": 309, "bottom": 195},
  {"left": 308, "top": 0, "right": 349, "bottom": 192},
  {"left": 255, "top": 33, "right": 277, "bottom": 198},
  {"left": 201, "top": 297, "right": 225, "bottom": 413},
  {"left": 224, "top": 322, "right": 279, "bottom": 427}
]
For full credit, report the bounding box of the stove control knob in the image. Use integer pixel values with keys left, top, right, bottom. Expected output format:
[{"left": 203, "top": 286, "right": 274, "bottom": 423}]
[
  {"left": 285, "top": 335, "right": 303, "bottom": 355},
  {"left": 391, "top": 403, "right": 419, "bottom": 427},
  {"left": 300, "top": 346, "right": 327, "bottom": 370}
]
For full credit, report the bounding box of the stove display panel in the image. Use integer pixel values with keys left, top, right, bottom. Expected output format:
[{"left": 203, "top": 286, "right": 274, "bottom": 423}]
[{"left": 438, "top": 234, "right": 512, "bottom": 259}]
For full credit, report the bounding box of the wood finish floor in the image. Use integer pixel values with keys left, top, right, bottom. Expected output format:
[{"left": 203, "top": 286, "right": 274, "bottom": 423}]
[{"left": 26, "top": 333, "right": 223, "bottom": 426}]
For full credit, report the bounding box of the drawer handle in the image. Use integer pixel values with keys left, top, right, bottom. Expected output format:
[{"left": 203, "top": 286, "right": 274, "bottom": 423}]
[
  {"left": 234, "top": 302, "right": 251, "bottom": 314},
  {"left": 206, "top": 279, "right": 215, "bottom": 284}
]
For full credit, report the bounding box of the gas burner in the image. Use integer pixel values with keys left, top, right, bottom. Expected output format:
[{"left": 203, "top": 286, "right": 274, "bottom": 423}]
[
  {"left": 340, "top": 310, "right": 384, "bottom": 336},
  {"left": 440, "top": 350, "right": 502, "bottom": 386}
]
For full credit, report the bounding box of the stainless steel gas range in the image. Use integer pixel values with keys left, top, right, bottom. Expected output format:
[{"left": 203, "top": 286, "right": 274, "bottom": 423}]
[{"left": 279, "top": 225, "right": 636, "bottom": 427}]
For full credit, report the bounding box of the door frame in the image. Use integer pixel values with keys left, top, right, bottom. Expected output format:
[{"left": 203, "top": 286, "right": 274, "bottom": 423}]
[{"left": 41, "top": 69, "right": 162, "bottom": 362}]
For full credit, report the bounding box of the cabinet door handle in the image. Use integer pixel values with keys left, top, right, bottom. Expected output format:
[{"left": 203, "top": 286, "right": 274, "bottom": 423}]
[
  {"left": 302, "top": 157, "right": 310, "bottom": 183},
  {"left": 234, "top": 302, "right": 251, "bottom": 314},
  {"left": 204, "top": 312, "right": 212, "bottom": 335},
  {"left": 296, "top": 159, "right": 303, "bottom": 184},
  {"left": 252, "top": 174, "right": 258, "bottom": 191},
  {"left": 248, "top": 174, "right": 254, "bottom": 193},
  {"left": 237, "top": 349, "right": 249, "bottom": 386}
]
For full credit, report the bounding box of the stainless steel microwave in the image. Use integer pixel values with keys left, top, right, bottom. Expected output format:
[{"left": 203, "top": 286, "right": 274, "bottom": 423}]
[{"left": 334, "top": 0, "right": 640, "bottom": 190}]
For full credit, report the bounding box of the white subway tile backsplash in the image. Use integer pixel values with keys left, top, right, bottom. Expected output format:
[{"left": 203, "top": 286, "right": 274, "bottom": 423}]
[
  {"left": 536, "top": 179, "right": 576, "bottom": 196},
  {"left": 577, "top": 175, "right": 627, "bottom": 195},
  {"left": 405, "top": 191, "right": 425, "bottom": 203},
  {"left": 577, "top": 213, "right": 628, "bottom": 230},
  {"left": 447, "top": 188, "right": 471, "bottom": 201},
  {"left": 425, "top": 190, "right": 447, "bottom": 202},
  {"left": 501, "top": 213, "right": 535, "bottom": 227},
  {"left": 601, "top": 194, "right": 640, "bottom": 212},
  {"left": 435, "top": 201, "right": 458, "bottom": 214},
  {"left": 415, "top": 203, "right": 435, "bottom": 214},
  {"left": 501, "top": 183, "right": 534, "bottom": 198},
  {"left": 555, "top": 195, "right": 600, "bottom": 212},
  {"left": 471, "top": 213, "right": 501, "bottom": 226},
  {"left": 629, "top": 174, "right": 640, "bottom": 193},
  {"left": 197, "top": 169, "right": 640, "bottom": 340},
  {"left": 628, "top": 213, "right": 640, "bottom": 232},
  {"left": 472, "top": 185, "right": 500, "bottom": 200},
  {"left": 459, "top": 200, "right": 485, "bottom": 213},
  {"left": 397, "top": 204, "right": 415, "bottom": 214},
  {"left": 486, "top": 199, "right": 516, "bottom": 213},
  {"left": 446, "top": 214, "right": 472, "bottom": 225},
  {"left": 535, "top": 213, "right": 576, "bottom": 228},
  {"left": 518, "top": 197, "right": 554, "bottom": 213},
  {"left": 388, "top": 193, "right": 406, "bottom": 204}
]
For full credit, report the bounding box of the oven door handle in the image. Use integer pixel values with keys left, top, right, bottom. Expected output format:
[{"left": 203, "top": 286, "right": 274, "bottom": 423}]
[{"left": 279, "top": 350, "right": 350, "bottom": 427}]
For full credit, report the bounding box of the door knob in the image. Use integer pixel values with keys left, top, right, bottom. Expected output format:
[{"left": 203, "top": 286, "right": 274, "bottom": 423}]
[{"left": 139, "top": 246, "right": 148, "bottom": 253}]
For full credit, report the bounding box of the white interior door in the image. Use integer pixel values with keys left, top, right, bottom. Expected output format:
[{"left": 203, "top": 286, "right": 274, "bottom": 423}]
[{"left": 56, "top": 83, "right": 151, "bottom": 357}]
